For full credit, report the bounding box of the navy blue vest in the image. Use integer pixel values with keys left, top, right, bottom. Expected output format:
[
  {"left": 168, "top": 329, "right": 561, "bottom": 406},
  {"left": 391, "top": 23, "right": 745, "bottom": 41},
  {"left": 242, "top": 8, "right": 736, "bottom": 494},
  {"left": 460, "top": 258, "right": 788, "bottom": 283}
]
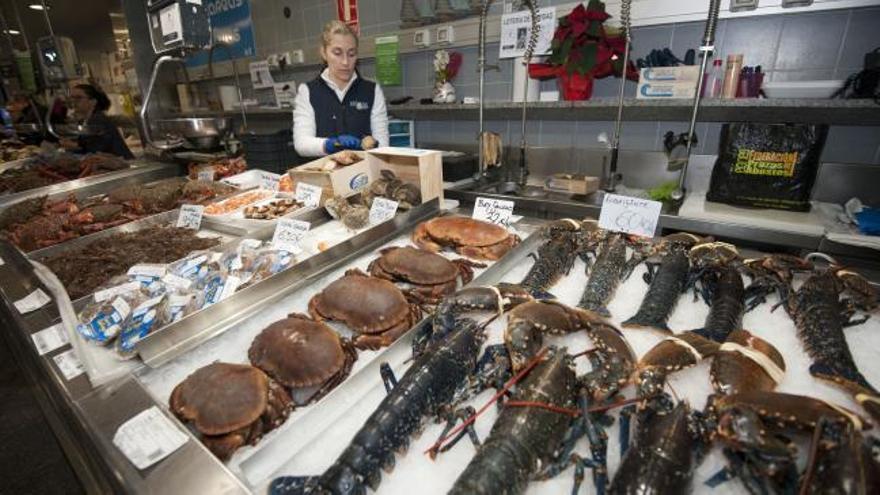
[{"left": 307, "top": 73, "right": 375, "bottom": 139}]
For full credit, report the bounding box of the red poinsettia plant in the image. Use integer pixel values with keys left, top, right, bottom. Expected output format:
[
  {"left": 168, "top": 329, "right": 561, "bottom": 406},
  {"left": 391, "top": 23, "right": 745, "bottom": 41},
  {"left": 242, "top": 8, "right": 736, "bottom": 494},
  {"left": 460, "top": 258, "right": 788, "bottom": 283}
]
[{"left": 529, "top": 0, "right": 639, "bottom": 100}]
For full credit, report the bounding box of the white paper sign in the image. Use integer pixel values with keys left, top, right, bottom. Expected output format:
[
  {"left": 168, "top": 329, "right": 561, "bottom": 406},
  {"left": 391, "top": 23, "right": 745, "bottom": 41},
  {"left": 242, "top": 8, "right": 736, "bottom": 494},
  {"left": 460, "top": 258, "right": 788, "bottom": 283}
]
[
  {"left": 0, "top": 255, "right": 5, "bottom": 266},
  {"left": 158, "top": 3, "right": 182, "bottom": 40},
  {"left": 473, "top": 197, "right": 515, "bottom": 228},
  {"left": 53, "top": 349, "right": 85, "bottom": 381},
  {"left": 14, "top": 288, "right": 51, "bottom": 314},
  {"left": 31, "top": 323, "right": 69, "bottom": 356},
  {"left": 259, "top": 171, "right": 282, "bottom": 191},
  {"left": 598, "top": 193, "right": 663, "bottom": 238},
  {"left": 369, "top": 197, "right": 399, "bottom": 225},
  {"left": 294, "top": 182, "right": 322, "bottom": 208},
  {"left": 197, "top": 167, "right": 214, "bottom": 182},
  {"left": 176, "top": 205, "right": 204, "bottom": 230},
  {"left": 273, "top": 82, "right": 296, "bottom": 108},
  {"left": 94, "top": 281, "right": 141, "bottom": 303},
  {"left": 499, "top": 7, "right": 556, "bottom": 59},
  {"left": 272, "top": 218, "right": 310, "bottom": 253},
  {"left": 249, "top": 61, "right": 274, "bottom": 89},
  {"left": 113, "top": 406, "right": 188, "bottom": 470}
]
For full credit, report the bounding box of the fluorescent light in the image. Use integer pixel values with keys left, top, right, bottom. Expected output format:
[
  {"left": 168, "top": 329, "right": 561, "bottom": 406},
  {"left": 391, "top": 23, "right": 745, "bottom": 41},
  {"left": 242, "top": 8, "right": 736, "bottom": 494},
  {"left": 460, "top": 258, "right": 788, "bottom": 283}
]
[
  {"left": 28, "top": 4, "right": 48, "bottom": 11},
  {"left": 4, "top": 30, "right": 21, "bottom": 35}
]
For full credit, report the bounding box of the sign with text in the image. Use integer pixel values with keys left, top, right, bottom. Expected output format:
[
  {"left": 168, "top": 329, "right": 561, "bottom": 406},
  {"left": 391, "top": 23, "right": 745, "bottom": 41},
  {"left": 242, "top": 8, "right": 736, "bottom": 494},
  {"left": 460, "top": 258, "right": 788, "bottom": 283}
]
[
  {"left": 113, "top": 407, "right": 188, "bottom": 470},
  {"left": 294, "top": 182, "right": 322, "bottom": 208},
  {"left": 31, "top": 323, "right": 69, "bottom": 356},
  {"left": 473, "top": 197, "right": 515, "bottom": 228},
  {"left": 259, "top": 171, "right": 282, "bottom": 191},
  {"left": 176, "top": 205, "right": 204, "bottom": 230},
  {"left": 186, "top": 0, "right": 255, "bottom": 67},
  {"left": 369, "top": 197, "right": 399, "bottom": 225},
  {"left": 598, "top": 193, "right": 662, "bottom": 238},
  {"left": 499, "top": 7, "right": 556, "bottom": 59},
  {"left": 272, "top": 218, "right": 310, "bottom": 253}
]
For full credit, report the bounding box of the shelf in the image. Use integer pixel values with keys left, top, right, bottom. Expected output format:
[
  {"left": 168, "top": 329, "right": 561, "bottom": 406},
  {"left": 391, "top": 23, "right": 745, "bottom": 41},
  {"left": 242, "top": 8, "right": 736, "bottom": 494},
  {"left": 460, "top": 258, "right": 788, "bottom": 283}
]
[{"left": 386, "top": 98, "right": 880, "bottom": 125}]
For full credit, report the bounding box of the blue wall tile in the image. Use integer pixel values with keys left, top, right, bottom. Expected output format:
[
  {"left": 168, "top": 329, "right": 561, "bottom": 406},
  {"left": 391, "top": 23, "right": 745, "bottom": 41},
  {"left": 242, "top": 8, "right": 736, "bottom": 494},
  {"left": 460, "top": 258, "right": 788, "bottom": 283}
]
[{"left": 775, "top": 10, "right": 848, "bottom": 71}]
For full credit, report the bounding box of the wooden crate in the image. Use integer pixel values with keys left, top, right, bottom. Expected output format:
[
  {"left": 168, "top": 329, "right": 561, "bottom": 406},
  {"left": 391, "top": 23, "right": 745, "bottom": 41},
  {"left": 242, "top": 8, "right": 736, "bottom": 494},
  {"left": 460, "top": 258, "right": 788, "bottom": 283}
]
[
  {"left": 544, "top": 173, "right": 600, "bottom": 195},
  {"left": 285, "top": 151, "right": 372, "bottom": 205},
  {"left": 366, "top": 147, "right": 444, "bottom": 203}
]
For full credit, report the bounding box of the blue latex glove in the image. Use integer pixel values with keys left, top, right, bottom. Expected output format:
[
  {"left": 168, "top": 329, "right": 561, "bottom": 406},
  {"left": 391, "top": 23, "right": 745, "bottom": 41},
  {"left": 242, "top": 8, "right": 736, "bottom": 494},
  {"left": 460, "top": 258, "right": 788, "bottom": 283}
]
[{"left": 323, "top": 134, "right": 362, "bottom": 154}]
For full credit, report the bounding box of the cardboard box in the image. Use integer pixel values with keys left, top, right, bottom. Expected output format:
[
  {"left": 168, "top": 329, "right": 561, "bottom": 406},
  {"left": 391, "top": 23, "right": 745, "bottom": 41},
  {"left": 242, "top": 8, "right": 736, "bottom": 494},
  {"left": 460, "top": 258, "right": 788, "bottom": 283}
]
[
  {"left": 544, "top": 173, "right": 600, "bottom": 195},
  {"left": 286, "top": 151, "right": 371, "bottom": 205},
  {"left": 637, "top": 66, "right": 700, "bottom": 99},
  {"left": 366, "top": 147, "right": 444, "bottom": 203}
]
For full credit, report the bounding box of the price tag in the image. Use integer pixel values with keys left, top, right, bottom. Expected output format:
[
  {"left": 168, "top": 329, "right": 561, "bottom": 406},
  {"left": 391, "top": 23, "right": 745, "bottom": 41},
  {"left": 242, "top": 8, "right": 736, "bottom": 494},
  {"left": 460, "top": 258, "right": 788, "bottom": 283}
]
[
  {"left": 14, "top": 288, "right": 51, "bottom": 314},
  {"left": 473, "top": 197, "right": 515, "bottom": 228},
  {"left": 369, "top": 197, "right": 399, "bottom": 225},
  {"left": 598, "top": 193, "right": 662, "bottom": 238},
  {"left": 294, "top": 182, "right": 323, "bottom": 208},
  {"left": 53, "top": 349, "right": 85, "bottom": 380},
  {"left": 176, "top": 205, "right": 204, "bottom": 230},
  {"left": 113, "top": 406, "right": 188, "bottom": 470},
  {"left": 272, "top": 218, "right": 310, "bottom": 253},
  {"left": 259, "top": 171, "right": 282, "bottom": 191},
  {"left": 94, "top": 281, "right": 141, "bottom": 303},
  {"left": 31, "top": 323, "right": 69, "bottom": 356},
  {"left": 197, "top": 167, "right": 214, "bottom": 182},
  {"left": 128, "top": 264, "right": 167, "bottom": 279}
]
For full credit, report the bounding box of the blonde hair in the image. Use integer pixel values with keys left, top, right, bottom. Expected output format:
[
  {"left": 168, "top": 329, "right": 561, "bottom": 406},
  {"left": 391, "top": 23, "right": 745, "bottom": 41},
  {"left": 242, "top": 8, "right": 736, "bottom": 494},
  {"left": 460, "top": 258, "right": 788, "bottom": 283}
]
[{"left": 321, "top": 20, "right": 358, "bottom": 50}]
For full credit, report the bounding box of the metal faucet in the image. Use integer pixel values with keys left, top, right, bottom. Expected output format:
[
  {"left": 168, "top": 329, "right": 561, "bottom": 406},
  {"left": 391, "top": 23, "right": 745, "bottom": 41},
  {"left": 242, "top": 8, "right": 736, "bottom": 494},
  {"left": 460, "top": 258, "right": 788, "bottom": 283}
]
[
  {"left": 605, "top": 0, "right": 632, "bottom": 192},
  {"left": 207, "top": 42, "right": 249, "bottom": 132},
  {"left": 140, "top": 54, "right": 189, "bottom": 150},
  {"left": 670, "top": 0, "right": 722, "bottom": 201},
  {"left": 516, "top": 0, "right": 539, "bottom": 187},
  {"left": 475, "top": 0, "right": 499, "bottom": 181}
]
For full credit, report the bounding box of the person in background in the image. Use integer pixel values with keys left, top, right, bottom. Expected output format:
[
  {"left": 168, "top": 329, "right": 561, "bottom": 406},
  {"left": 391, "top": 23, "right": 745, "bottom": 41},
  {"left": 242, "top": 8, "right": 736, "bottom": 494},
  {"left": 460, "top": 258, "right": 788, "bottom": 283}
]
[
  {"left": 6, "top": 93, "right": 45, "bottom": 125},
  {"left": 60, "top": 84, "right": 133, "bottom": 159},
  {"left": 293, "top": 20, "right": 389, "bottom": 157}
]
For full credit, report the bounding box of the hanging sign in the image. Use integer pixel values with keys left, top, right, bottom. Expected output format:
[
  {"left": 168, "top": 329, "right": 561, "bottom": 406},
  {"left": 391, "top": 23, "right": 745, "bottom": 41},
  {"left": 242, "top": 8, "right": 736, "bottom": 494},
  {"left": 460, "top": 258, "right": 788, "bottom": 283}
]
[{"left": 337, "top": 0, "right": 359, "bottom": 33}]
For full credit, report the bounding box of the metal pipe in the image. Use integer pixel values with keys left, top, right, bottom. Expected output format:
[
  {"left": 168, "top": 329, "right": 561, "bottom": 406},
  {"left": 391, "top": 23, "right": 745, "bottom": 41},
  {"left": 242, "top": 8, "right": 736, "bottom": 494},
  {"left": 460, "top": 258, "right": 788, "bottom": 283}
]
[
  {"left": 208, "top": 42, "right": 248, "bottom": 131},
  {"left": 670, "top": 0, "right": 721, "bottom": 201},
  {"left": 517, "top": 0, "right": 539, "bottom": 187},
  {"left": 140, "top": 54, "right": 187, "bottom": 150},
  {"left": 475, "top": 0, "right": 497, "bottom": 180},
  {"left": 606, "top": 0, "right": 632, "bottom": 192},
  {"left": 39, "top": 0, "right": 65, "bottom": 139},
  {"left": 10, "top": 0, "right": 30, "bottom": 54}
]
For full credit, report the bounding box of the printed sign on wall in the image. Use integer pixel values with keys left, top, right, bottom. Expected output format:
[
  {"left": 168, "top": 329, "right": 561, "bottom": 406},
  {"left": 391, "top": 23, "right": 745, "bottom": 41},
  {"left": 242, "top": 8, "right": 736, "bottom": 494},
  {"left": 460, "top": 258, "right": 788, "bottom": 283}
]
[{"left": 186, "top": 0, "right": 256, "bottom": 67}]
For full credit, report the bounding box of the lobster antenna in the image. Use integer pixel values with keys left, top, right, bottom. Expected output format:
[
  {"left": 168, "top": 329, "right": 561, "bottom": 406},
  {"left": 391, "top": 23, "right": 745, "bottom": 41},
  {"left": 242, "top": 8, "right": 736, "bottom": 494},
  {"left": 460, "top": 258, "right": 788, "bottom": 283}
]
[{"left": 799, "top": 420, "right": 824, "bottom": 495}]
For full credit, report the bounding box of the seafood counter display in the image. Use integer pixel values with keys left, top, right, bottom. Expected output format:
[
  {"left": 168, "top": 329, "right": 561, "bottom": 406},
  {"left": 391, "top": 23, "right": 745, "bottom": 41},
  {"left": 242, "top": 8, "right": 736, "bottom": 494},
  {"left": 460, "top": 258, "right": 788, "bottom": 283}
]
[
  {"left": 188, "top": 157, "right": 248, "bottom": 181},
  {"left": 135, "top": 216, "right": 527, "bottom": 472},
  {"left": 261, "top": 221, "right": 879, "bottom": 495},
  {"left": 0, "top": 152, "right": 129, "bottom": 194},
  {"left": 0, "top": 178, "right": 236, "bottom": 251}
]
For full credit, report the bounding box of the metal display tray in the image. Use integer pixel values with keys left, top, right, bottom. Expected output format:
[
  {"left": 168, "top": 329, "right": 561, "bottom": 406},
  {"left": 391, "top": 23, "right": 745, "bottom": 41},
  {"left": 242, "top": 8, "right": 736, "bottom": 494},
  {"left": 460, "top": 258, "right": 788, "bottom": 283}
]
[{"left": 0, "top": 160, "right": 179, "bottom": 210}]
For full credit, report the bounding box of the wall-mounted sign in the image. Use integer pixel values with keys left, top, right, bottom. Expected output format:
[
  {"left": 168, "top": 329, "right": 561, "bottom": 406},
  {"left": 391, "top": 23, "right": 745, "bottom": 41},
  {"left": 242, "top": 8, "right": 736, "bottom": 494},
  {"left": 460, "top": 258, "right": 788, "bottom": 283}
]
[{"left": 186, "top": 0, "right": 256, "bottom": 67}]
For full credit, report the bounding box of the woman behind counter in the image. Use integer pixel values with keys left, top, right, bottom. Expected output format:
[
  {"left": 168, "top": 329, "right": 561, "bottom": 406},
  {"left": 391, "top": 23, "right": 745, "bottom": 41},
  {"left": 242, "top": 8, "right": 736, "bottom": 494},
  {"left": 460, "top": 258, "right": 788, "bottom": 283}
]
[
  {"left": 60, "top": 84, "right": 134, "bottom": 159},
  {"left": 293, "top": 20, "right": 389, "bottom": 157}
]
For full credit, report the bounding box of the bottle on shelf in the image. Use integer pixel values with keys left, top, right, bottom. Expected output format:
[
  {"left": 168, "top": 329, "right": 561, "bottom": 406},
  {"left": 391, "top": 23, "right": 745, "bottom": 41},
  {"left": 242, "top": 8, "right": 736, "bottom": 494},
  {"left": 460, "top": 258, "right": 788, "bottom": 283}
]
[
  {"left": 702, "top": 58, "right": 724, "bottom": 98},
  {"left": 721, "top": 54, "right": 744, "bottom": 99}
]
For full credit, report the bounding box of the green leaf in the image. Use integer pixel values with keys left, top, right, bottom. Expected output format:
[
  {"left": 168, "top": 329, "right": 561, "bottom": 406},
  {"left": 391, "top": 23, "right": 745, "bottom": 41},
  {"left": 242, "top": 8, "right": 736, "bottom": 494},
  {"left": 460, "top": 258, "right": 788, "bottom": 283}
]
[
  {"left": 579, "top": 43, "right": 597, "bottom": 74},
  {"left": 587, "top": 20, "right": 601, "bottom": 38},
  {"left": 550, "top": 37, "right": 573, "bottom": 66}
]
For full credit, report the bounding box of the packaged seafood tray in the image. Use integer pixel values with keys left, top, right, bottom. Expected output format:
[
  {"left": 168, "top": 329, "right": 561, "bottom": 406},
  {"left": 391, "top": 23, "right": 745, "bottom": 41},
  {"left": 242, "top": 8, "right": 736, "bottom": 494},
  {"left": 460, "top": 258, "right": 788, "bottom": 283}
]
[
  {"left": 248, "top": 227, "right": 880, "bottom": 495},
  {"left": 203, "top": 188, "right": 277, "bottom": 217},
  {"left": 203, "top": 192, "right": 310, "bottom": 234},
  {"left": 132, "top": 208, "right": 535, "bottom": 488}
]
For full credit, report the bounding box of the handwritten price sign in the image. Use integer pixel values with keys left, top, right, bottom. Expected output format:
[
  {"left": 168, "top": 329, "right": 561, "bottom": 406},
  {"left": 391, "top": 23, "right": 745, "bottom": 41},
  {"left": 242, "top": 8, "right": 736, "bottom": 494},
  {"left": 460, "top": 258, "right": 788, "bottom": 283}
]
[
  {"left": 369, "top": 197, "right": 399, "bottom": 225},
  {"left": 259, "top": 171, "right": 281, "bottom": 191},
  {"left": 295, "top": 182, "right": 323, "bottom": 208},
  {"left": 598, "top": 193, "right": 662, "bottom": 238},
  {"left": 272, "top": 218, "right": 311, "bottom": 253},
  {"left": 197, "top": 167, "right": 214, "bottom": 182},
  {"left": 176, "top": 205, "right": 204, "bottom": 230},
  {"left": 473, "top": 197, "right": 515, "bottom": 228}
]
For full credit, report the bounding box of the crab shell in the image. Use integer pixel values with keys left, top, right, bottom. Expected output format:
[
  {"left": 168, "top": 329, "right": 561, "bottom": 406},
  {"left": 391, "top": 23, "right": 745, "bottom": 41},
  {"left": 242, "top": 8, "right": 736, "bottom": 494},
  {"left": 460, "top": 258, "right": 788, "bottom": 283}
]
[
  {"left": 248, "top": 314, "right": 347, "bottom": 389},
  {"left": 308, "top": 270, "right": 413, "bottom": 335},
  {"left": 412, "top": 216, "right": 519, "bottom": 261},
  {"left": 369, "top": 246, "right": 463, "bottom": 285}
]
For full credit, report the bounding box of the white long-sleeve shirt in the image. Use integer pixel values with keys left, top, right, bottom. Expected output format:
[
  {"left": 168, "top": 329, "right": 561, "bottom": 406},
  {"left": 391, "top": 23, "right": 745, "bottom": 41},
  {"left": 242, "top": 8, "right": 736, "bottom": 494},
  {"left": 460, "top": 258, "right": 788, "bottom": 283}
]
[{"left": 293, "top": 69, "right": 389, "bottom": 157}]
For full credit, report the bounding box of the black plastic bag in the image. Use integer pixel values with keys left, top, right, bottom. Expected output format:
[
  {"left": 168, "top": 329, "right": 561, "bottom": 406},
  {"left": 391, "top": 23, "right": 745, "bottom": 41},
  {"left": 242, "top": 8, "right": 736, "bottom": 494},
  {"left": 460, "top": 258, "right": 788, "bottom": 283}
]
[{"left": 706, "top": 123, "right": 828, "bottom": 211}]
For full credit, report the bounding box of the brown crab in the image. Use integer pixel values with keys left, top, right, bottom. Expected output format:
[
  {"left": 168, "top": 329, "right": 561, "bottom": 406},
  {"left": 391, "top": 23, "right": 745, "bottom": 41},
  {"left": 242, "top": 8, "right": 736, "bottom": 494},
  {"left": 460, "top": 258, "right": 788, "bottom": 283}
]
[
  {"left": 367, "top": 246, "right": 484, "bottom": 304},
  {"left": 248, "top": 313, "right": 357, "bottom": 404},
  {"left": 412, "top": 216, "right": 520, "bottom": 261},
  {"left": 308, "top": 269, "right": 422, "bottom": 350},
  {"left": 169, "top": 362, "right": 292, "bottom": 461}
]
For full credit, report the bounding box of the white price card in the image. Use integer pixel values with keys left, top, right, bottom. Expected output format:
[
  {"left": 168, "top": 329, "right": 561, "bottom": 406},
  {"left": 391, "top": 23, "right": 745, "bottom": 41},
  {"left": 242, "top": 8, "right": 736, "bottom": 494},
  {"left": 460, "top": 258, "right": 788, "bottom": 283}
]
[
  {"left": 113, "top": 406, "right": 188, "bottom": 470},
  {"left": 259, "top": 171, "right": 282, "bottom": 191},
  {"left": 598, "top": 193, "right": 663, "bottom": 238},
  {"left": 94, "top": 281, "right": 141, "bottom": 303},
  {"left": 369, "top": 197, "right": 399, "bottom": 225},
  {"left": 176, "top": 204, "right": 204, "bottom": 230},
  {"left": 53, "top": 349, "right": 85, "bottom": 381},
  {"left": 128, "top": 264, "right": 167, "bottom": 279},
  {"left": 31, "top": 323, "right": 69, "bottom": 356},
  {"left": 272, "top": 218, "right": 310, "bottom": 253},
  {"left": 14, "top": 288, "right": 51, "bottom": 314},
  {"left": 294, "top": 182, "right": 323, "bottom": 208},
  {"left": 197, "top": 167, "right": 214, "bottom": 182},
  {"left": 473, "top": 196, "right": 515, "bottom": 228}
]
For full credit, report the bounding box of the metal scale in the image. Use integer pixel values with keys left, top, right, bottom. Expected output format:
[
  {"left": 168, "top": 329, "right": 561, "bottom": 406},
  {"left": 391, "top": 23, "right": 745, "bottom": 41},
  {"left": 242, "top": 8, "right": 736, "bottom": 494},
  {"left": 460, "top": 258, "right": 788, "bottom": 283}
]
[{"left": 141, "top": 0, "right": 246, "bottom": 151}]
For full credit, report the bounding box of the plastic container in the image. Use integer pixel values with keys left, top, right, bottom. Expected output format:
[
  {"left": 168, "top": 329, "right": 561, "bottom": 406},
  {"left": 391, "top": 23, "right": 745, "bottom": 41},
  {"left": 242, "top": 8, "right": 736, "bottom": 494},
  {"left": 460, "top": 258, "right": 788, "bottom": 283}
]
[
  {"left": 241, "top": 130, "right": 303, "bottom": 173},
  {"left": 702, "top": 59, "right": 723, "bottom": 98},
  {"left": 721, "top": 54, "right": 743, "bottom": 99},
  {"left": 762, "top": 80, "right": 844, "bottom": 99}
]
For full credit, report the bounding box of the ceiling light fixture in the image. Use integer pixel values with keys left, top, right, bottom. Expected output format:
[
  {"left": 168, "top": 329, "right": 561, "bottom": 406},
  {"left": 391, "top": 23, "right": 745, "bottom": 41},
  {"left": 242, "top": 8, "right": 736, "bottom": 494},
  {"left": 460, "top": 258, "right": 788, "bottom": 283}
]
[
  {"left": 4, "top": 29, "right": 21, "bottom": 35},
  {"left": 28, "top": 4, "right": 48, "bottom": 11}
]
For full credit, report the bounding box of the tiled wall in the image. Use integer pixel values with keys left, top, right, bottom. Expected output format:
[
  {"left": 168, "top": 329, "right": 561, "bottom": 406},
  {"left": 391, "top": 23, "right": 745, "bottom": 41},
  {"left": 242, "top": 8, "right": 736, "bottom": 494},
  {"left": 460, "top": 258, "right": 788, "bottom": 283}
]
[{"left": 202, "top": 2, "right": 880, "bottom": 164}]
